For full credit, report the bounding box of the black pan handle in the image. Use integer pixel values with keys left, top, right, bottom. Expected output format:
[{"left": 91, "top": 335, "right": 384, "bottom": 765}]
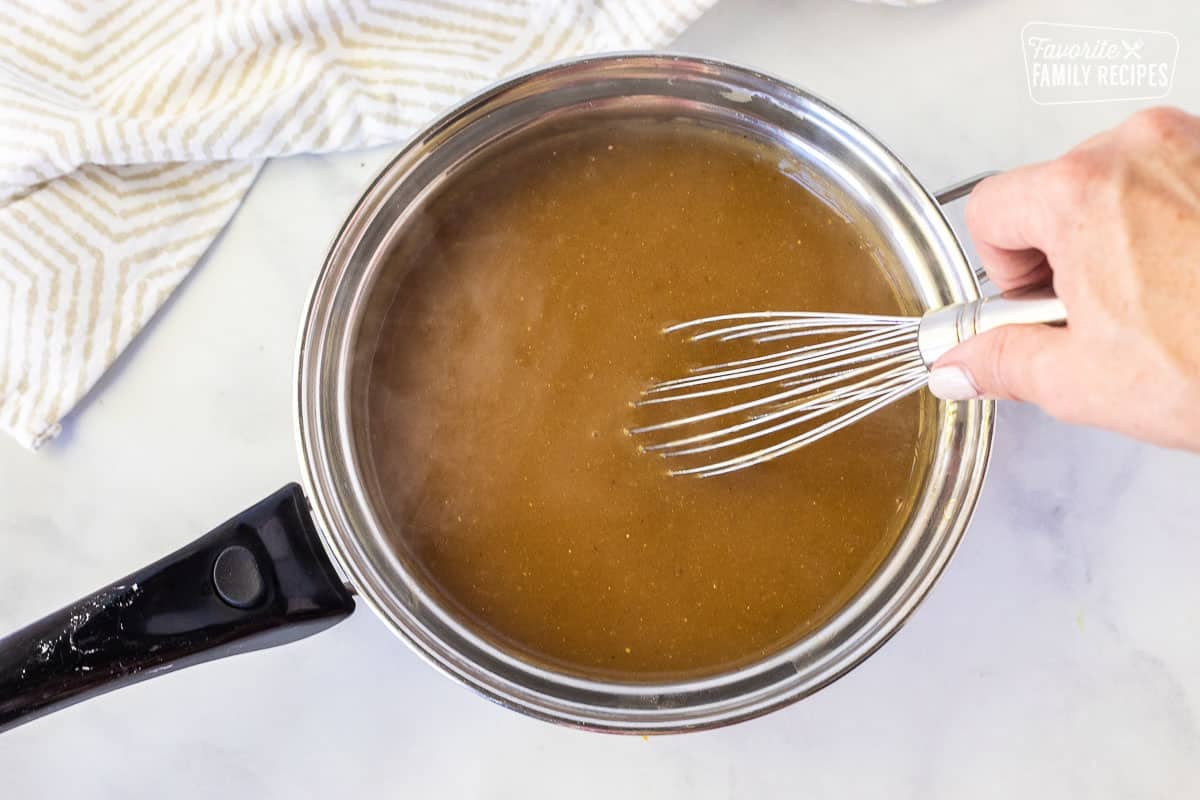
[{"left": 0, "top": 483, "right": 354, "bottom": 733}]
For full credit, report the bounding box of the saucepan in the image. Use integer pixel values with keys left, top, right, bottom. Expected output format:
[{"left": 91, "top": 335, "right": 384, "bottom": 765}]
[{"left": 0, "top": 54, "right": 992, "bottom": 734}]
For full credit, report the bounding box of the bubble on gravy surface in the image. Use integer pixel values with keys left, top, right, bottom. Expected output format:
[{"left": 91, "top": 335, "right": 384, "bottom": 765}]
[{"left": 363, "top": 118, "right": 930, "bottom": 680}]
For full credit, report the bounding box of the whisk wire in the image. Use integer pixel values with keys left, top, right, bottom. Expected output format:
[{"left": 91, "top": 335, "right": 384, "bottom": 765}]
[
  {"left": 668, "top": 373, "right": 927, "bottom": 477},
  {"left": 694, "top": 325, "right": 915, "bottom": 373},
  {"left": 647, "top": 323, "right": 919, "bottom": 393},
  {"left": 635, "top": 289, "right": 1068, "bottom": 477},
  {"left": 664, "top": 311, "right": 914, "bottom": 335},
  {"left": 631, "top": 312, "right": 929, "bottom": 478},
  {"left": 645, "top": 360, "right": 925, "bottom": 459}
]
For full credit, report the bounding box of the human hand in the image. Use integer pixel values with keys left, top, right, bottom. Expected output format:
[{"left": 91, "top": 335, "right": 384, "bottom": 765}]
[{"left": 928, "top": 107, "right": 1200, "bottom": 451}]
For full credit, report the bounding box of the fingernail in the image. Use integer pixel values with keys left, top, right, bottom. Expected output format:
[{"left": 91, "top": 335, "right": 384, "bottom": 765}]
[{"left": 928, "top": 366, "right": 981, "bottom": 401}]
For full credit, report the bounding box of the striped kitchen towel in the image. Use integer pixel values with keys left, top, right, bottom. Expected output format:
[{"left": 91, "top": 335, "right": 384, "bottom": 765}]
[{"left": 0, "top": 0, "right": 716, "bottom": 450}]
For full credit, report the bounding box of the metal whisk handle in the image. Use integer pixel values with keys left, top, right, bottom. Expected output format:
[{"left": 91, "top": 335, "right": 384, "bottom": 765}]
[{"left": 916, "top": 287, "right": 1068, "bottom": 367}]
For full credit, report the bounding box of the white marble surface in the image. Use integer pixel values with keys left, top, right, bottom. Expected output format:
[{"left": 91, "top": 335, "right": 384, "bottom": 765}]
[{"left": 3, "top": 0, "right": 1200, "bottom": 796}]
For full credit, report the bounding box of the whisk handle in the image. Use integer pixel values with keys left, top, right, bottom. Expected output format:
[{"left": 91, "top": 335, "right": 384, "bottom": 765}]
[{"left": 917, "top": 287, "right": 1068, "bottom": 366}]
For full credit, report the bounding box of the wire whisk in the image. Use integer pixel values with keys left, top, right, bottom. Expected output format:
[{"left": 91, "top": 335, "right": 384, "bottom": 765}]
[{"left": 630, "top": 288, "right": 1067, "bottom": 477}]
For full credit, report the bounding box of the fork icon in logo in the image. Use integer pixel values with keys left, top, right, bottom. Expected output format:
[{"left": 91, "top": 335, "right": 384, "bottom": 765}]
[{"left": 1122, "top": 38, "right": 1145, "bottom": 60}]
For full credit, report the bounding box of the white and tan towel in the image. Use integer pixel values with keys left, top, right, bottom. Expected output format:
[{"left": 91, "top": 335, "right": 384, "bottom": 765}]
[{"left": 0, "top": 0, "right": 715, "bottom": 450}]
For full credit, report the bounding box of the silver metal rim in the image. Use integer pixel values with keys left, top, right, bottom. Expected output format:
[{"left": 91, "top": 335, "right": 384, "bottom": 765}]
[{"left": 294, "top": 52, "right": 995, "bottom": 733}]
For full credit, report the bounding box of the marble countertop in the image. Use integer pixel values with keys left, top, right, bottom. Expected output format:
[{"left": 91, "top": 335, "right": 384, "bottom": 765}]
[{"left": 3, "top": 0, "right": 1199, "bottom": 796}]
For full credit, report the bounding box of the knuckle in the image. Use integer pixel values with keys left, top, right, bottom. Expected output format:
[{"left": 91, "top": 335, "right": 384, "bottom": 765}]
[
  {"left": 1051, "top": 151, "right": 1113, "bottom": 211},
  {"left": 1046, "top": 154, "right": 1104, "bottom": 204},
  {"left": 1123, "top": 106, "right": 1189, "bottom": 143}
]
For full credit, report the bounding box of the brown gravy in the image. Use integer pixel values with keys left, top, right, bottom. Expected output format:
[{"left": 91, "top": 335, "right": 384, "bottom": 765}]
[{"left": 364, "top": 119, "right": 927, "bottom": 679}]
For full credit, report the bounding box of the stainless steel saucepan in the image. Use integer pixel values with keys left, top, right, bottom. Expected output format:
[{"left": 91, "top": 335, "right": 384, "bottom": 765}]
[{"left": 0, "top": 54, "right": 993, "bottom": 735}]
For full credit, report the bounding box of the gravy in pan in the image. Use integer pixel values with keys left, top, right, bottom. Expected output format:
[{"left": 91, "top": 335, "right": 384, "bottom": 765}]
[{"left": 364, "top": 119, "right": 928, "bottom": 679}]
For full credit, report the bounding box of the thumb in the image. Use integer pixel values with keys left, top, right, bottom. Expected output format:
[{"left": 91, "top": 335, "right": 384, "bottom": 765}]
[{"left": 928, "top": 324, "right": 1071, "bottom": 405}]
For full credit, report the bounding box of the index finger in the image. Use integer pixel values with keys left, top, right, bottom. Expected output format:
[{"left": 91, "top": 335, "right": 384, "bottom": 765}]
[{"left": 963, "top": 162, "right": 1060, "bottom": 291}]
